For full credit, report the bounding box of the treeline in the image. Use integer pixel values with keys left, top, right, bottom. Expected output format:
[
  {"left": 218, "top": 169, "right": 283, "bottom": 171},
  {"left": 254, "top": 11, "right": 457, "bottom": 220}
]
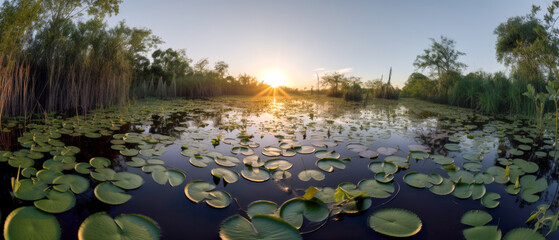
[
  {"left": 320, "top": 70, "right": 399, "bottom": 102},
  {"left": 401, "top": 2, "right": 559, "bottom": 116},
  {"left": 0, "top": 0, "right": 269, "bottom": 123}
]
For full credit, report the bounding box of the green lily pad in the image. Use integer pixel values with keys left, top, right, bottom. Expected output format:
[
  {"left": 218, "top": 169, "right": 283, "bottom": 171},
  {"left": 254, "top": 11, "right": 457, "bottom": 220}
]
[
  {"left": 461, "top": 210, "right": 493, "bottom": 227},
  {"left": 502, "top": 228, "right": 545, "bottom": 240},
  {"left": 295, "top": 146, "right": 316, "bottom": 154},
  {"left": 481, "top": 192, "right": 500, "bottom": 208},
  {"left": 463, "top": 226, "right": 502, "bottom": 240},
  {"left": 242, "top": 167, "right": 271, "bottom": 182},
  {"left": 53, "top": 174, "right": 90, "bottom": 194},
  {"left": 297, "top": 170, "right": 325, "bottom": 181},
  {"left": 8, "top": 156, "right": 34, "bottom": 168},
  {"left": 34, "top": 190, "right": 76, "bottom": 213},
  {"left": 211, "top": 168, "right": 239, "bottom": 184},
  {"left": 272, "top": 170, "right": 292, "bottom": 180},
  {"left": 90, "top": 157, "right": 111, "bottom": 168},
  {"left": 78, "top": 212, "right": 160, "bottom": 240},
  {"left": 462, "top": 153, "right": 482, "bottom": 161},
  {"left": 247, "top": 200, "right": 278, "bottom": 218},
  {"left": 231, "top": 146, "right": 255, "bottom": 156},
  {"left": 368, "top": 208, "right": 422, "bottom": 237},
  {"left": 449, "top": 170, "right": 475, "bottom": 184},
  {"left": 152, "top": 169, "right": 186, "bottom": 187},
  {"left": 453, "top": 183, "right": 472, "bottom": 199},
  {"left": 384, "top": 156, "right": 410, "bottom": 168},
  {"left": 279, "top": 198, "right": 329, "bottom": 229},
  {"left": 471, "top": 184, "right": 487, "bottom": 200},
  {"left": 432, "top": 155, "right": 454, "bottom": 165},
  {"left": 444, "top": 143, "right": 461, "bottom": 151},
  {"left": 404, "top": 172, "right": 433, "bottom": 188},
  {"left": 120, "top": 149, "right": 139, "bottom": 157},
  {"left": 126, "top": 157, "right": 147, "bottom": 167},
  {"left": 21, "top": 167, "right": 37, "bottom": 178},
  {"left": 409, "top": 151, "right": 429, "bottom": 160},
  {"left": 368, "top": 161, "right": 398, "bottom": 174},
  {"left": 377, "top": 147, "right": 397, "bottom": 155},
  {"left": 264, "top": 159, "right": 293, "bottom": 171},
  {"left": 317, "top": 158, "right": 346, "bottom": 172},
  {"left": 13, "top": 179, "right": 48, "bottom": 201},
  {"left": 189, "top": 155, "right": 213, "bottom": 168},
  {"left": 314, "top": 187, "right": 336, "bottom": 203},
  {"left": 315, "top": 150, "right": 340, "bottom": 159},
  {"left": 429, "top": 178, "right": 455, "bottom": 195},
  {"left": 513, "top": 159, "right": 538, "bottom": 173},
  {"left": 262, "top": 147, "right": 282, "bottom": 157},
  {"left": 215, "top": 155, "right": 241, "bottom": 167},
  {"left": 243, "top": 155, "right": 265, "bottom": 167},
  {"left": 113, "top": 172, "right": 145, "bottom": 190},
  {"left": 91, "top": 168, "right": 117, "bottom": 182},
  {"left": 219, "top": 215, "right": 301, "bottom": 240},
  {"left": 94, "top": 182, "right": 132, "bottom": 205},
  {"left": 184, "top": 180, "right": 231, "bottom": 208},
  {"left": 3, "top": 206, "right": 60, "bottom": 240},
  {"left": 341, "top": 196, "right": 372, "bottom": 214},
  {"left": 463, "top": 162, "right": 483, "bottom": 172},
  {"left": 359, "top": 150, "right": 379, "bottom": 159},
  {"left": 508, "top": 149, "right": 524, "bottom": 156}
]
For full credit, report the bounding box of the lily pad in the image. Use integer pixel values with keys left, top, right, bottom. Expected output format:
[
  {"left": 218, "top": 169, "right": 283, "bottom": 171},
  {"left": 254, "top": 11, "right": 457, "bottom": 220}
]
[
  {"left": 463, "top": 226, "right": 502, "bottom": 240},
  {"left": 211, "top": 168, "right": 239, "bottom": 184},
  {"left": 78, "top": 212, "right": 160, "bottom": 240},
  {"left": 152, "top": 169, "right": 186, "bottom": 187},
  {"left": 368, "top": 208, "right": 422, "bottom": 237},
  {"left": 243, "top": 155, "right": 265, "bottom": 167},
  {"left": 113, "top": 172, "right": 145, "bottom": 190},
  {"left": 52, "top": 174, "right": 90, "bottom": 194},
  {"left": 247, "top": 201, "right": 278, "bottom": 218},
  {"left": 297, "top": 170, "right": 325, "bottom": 181},
  {"left": 264, "top": 159, "right": 293, "bottom": 171},
  {"left": 94, "top": 182, "right": 132, "bottom": 205},
  {"left": 461, "top": 210, "right": 493, "bottom": 227},
  {"left": 384, "top": 156, "right": 410, "bottom": 168},
  {"left": 242, "top": 167, "right": 271, "bottom": 182},
  {"left": 219, "top": 215, "right": 301, "bottom": 240},
  {"left": 359, "top": 150, "right": 379, "bottom": 159},
  {"left": 190, "top": 155, "right": 213, "bottom": 168},
  {"left": 3, "top": 206, "right": 61, "bottom": 240},
  {"left": 502, "top": 228, "right": 545, "bottom": 240},
  {"left": 368, "top": 161, "right": 398, "bottom": 174},
  {"left": 481, "top": 192, "right": 500, "bottom": 209},
  {"left": 316, "top": 158, "right": 346, "bottom": 172},
  {"left": 90, "top": 157, "right": 111, "bottom": 169},
  {"left": 429, "top": 178, "right": 455, "bottom": 195},
  {"left": 215, "top": 155, "right": 241, "bottom": 167},
  {"left": 315, "top": 150, "right": 340, "bottom": 159},
  {"left": 295, "top": 146, "right": 316, "bottom": 154},
  {"left": 279, "top": 198, "right": 329, "bottom": 229},
  {"left": 358, "top": 179, "right": 394, "bottom": 198},
  {"left": 404, "top": 172, "right": 433, "bottom": 188},
  {"left": 34, "top": 190, "right": 76, "bottom": 213},
  {"left": 184, "top": 180, "right": 231, "bottom": 208}
]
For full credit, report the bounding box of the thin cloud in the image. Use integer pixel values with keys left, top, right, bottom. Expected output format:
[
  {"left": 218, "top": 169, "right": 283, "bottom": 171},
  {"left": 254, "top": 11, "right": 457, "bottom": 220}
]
[
  {"left": 337, "top": 67, "right": 353, "bottom": 73},
  {"left": 314, "top": 67, "right": 325, "bottom": 71}
]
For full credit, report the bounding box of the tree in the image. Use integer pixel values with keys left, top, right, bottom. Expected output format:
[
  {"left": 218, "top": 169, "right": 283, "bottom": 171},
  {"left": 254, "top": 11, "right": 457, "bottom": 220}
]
[
  {"left": 413, "top": 36, "right": 467, "bottom": 94},
  {"left": 214, "top": 61, "right": 229, "bottom": 78},
  {"left": 151, "top": 48, "right": 191, "bottom": 81},
  {"left": 321, "top": 72, "right": 347, "bottom": 97},
  {"left": 400, "top": 73, "right": 437, "bottom": 99}
]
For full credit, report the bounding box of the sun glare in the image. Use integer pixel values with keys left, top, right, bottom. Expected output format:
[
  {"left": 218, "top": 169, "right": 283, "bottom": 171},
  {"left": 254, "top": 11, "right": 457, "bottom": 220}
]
[{"left": 262, "top": 70, "right": 287, "bottom": 88}]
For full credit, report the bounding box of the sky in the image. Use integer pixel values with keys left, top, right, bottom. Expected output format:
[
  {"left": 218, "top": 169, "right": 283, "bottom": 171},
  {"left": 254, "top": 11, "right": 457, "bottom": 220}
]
[{"left": 107, "top": 0, "right": 552, "bottom": 89}]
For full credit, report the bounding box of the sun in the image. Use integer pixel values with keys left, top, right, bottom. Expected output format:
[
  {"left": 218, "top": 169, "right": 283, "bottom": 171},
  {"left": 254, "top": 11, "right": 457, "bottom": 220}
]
[{"left": 262, "top": 70, "right": 287, "bottom": 88}]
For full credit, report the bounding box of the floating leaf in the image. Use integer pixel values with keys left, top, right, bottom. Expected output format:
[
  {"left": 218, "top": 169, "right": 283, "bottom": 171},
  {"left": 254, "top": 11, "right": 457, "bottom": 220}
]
[
  {"left": 120, "top": 149, "right": 139, "bottom": 157},
  {"left": 461, "top": 210, "right": 493, "bottom": 227},
  {"left": 384, "top": 156, "right": 410, "bottom": 168},
  {"left": 189, "top": 155, "right": 213, "bottom": 168},
  {"left": 377, "top": 147, "right": 397, "bottom": 155},
  {"left": 243, "top": 155, "right": 264, "bottom": 167},
  {"left": 264, "top": 158, "right": 293, "bottom": 171},
  {"left": 279, "top": 198, "right": 329, "bottom": 229},
  {"left": 315, "top": 150, "right": 340, "bottom": 159},
  {"left": 368, "top": 208, "right": 422, "bottom": 237},
  {"left": 502, "top": 228, "right": 545, "bottom": 240},
  {"left": 242, "top": 167, "right": 271, "bottom": 182},
  {"left": 152, "top": 169, "right": 186, "bottom": 187},
  {"left": 429, "top": 178, "right": 455, "bottom": 195},
  {"left": 481, "top": 192, "right": 500, "bottom": 209},
  {"left": 184, "top": 180, "right": 231, "bottom": 208},
  {"left": 94, "top": 182, "right": 131, "bottom": 205},
  {"left": 212, "top": 168, "right": 239, "bottom": 183},
  {"left": 316, "top": 158, "right": 345, "bottom": 172},
  {"left": 295, "top": 146, "right": 315, "bottom": 154},
  {"left": 215, "top": 155, "right": 241, "bottom": 167},
  {"left": 34, "top": 190, "right": 76, "bottom": 213},
  {"left": 78, "top": 212, "right": 160, "bottom": 240},
  {"left": 53, "top": 174, "right": 90, "bottom": 194},
  {"left": 13, "top": 179, "right": 47, "bottom": 201},
  {"left": 368, "top": 161, "right": 397, "bottom": 174},
  {"left": 297, "top": 170, "right": 325, "bottom": 181},
  {"left": 247, "top": 201, "right": 278, "bottom": 218},
  {"left": 113, "top": 172, "right": 144, "bottom": 190},
  {"left": 463, "top": 226, "right": 502, "bottom": 240},
  {"left": 3, "top": 206, "right": 60, "bottom": 240},
  {"left": 219, "top": 215, "right": 301, "bottom": 240},
  {"left": 90, "top": 157, "right": 111, "bottom": 169},
  {"left": 359, "top": 150, "right": 379, "bottom": 159},
  {"left": 404, "top": 172, "right": 433, "bottom": 188}
]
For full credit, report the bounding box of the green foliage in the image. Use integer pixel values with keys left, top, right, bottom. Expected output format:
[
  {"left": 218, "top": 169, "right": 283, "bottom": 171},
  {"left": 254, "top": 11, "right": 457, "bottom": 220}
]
[
  {"left": 525, "top": 204, "right": 559, "bottom": 237},
  {"left": 400, "top": 73, "right": 436, "bottom": 100}
]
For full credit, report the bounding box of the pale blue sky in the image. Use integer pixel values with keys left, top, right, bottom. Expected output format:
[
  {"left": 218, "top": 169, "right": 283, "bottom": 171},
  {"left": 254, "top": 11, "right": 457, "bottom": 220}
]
[{"left": 107, "top": 0, "right": 551, "bottom": 88}]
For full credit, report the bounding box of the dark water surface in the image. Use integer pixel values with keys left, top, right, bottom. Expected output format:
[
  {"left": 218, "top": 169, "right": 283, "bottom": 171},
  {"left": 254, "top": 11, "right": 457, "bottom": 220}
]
[{"left": 1, "top": 96, "right": 558, "bottom": 239}]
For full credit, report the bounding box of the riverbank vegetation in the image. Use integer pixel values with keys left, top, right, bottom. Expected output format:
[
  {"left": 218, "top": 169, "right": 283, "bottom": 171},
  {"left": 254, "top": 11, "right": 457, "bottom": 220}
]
[{"left": 402, "top": 2, "right": 559, "bottom": 117}]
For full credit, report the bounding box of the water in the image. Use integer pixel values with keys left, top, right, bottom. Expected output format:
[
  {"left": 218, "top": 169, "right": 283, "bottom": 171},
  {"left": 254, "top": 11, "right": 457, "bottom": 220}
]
[{"left": 1, "top": 95, "right": 558, "bottom": 239}]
